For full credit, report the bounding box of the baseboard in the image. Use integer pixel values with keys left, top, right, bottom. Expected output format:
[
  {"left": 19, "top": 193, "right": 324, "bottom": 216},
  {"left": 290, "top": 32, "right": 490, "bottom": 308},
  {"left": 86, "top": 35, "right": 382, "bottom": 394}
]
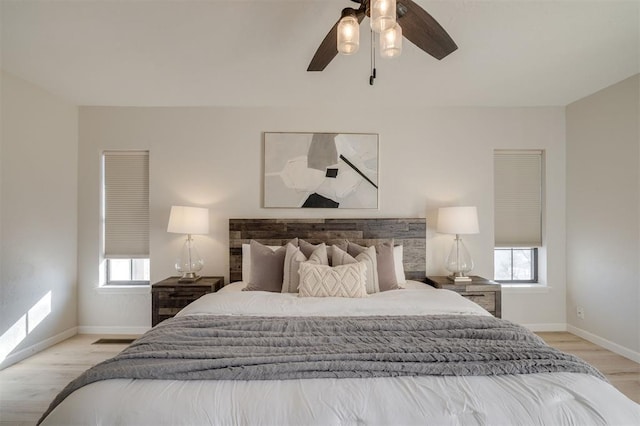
[
  {"left": 78, "top": 325, "right": 150, "bottom": 335},
  {"left": 521, "top": 323, "right": 567, "bottom": 332},
  {"left": 0, "top": 326, "right": 78, "bottom": 370},
  {"left": 567, "top": 325, "right": 640, "bottom": 363}
]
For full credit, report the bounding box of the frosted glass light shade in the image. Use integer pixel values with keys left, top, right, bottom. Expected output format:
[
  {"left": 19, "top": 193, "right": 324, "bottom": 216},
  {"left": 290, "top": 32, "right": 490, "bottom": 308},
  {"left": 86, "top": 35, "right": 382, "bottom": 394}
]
[
  {"left": 371, "top": 0, "right": 396, "bottom": 33},
  {"left": 380, "top": 24, "right": 402, "bottom": 58},
  {"left": 437, "top": 206, "right": 479, "bottom": 235},
  {"left": 167, "top": 206, "right": 209, "bottom": 235},
  {"left": 337, "top": 12, "right": 359, "bottom": 55}
]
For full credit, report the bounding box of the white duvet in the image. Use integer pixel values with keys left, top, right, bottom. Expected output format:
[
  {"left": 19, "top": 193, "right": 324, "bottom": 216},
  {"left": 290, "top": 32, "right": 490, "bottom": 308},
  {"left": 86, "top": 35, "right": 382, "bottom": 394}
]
[{"left": 42, "top": 282, "right": 640, "bottom": 426}]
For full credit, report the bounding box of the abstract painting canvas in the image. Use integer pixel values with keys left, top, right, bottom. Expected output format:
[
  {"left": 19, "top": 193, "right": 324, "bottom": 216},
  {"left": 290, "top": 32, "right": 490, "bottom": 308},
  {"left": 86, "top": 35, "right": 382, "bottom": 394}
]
[{"left": 264, "top": 132, "right": 379, "bottom": 208}]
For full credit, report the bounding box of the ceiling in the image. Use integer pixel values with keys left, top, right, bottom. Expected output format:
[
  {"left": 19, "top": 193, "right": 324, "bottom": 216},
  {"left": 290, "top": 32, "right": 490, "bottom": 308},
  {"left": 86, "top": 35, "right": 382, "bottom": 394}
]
[{"left": 1, "top": 0, "right": 638, "bottom": 107}]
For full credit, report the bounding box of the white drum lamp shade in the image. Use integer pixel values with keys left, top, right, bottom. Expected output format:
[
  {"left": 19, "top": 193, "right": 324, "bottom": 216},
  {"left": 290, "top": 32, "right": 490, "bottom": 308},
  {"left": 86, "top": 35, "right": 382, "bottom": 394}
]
[
  {"left": 167, "top": 206, "right": 209, "bottom": 235},
  {"left": 436, "top": 206, "right": 479, "bottom": 235}
]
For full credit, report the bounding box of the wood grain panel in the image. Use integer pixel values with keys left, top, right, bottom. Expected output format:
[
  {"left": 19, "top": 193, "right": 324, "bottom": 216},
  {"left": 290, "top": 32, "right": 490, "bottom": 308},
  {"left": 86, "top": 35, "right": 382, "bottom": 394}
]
[{"left": 229, "top": 218, "right": 426, "bottom": 282}]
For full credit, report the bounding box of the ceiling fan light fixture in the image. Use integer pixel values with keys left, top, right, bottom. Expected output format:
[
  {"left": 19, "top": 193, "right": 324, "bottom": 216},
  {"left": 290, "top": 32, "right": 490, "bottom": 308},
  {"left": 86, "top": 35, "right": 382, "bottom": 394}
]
[
  {"left": 337, "top": 8, "right": 360, "bottom": 55},
  {"left": 370, "top": 0, "right": 397, "bottom": 34},
  {"left": 380, "top": 23, "right": 402, "bottom": 58}
]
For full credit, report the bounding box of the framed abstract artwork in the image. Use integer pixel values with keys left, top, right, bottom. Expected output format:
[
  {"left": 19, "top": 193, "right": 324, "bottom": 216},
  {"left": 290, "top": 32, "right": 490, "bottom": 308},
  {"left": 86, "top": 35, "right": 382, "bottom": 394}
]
[{"left": 264, "top": 132, "right": 379, "bottom": 208}]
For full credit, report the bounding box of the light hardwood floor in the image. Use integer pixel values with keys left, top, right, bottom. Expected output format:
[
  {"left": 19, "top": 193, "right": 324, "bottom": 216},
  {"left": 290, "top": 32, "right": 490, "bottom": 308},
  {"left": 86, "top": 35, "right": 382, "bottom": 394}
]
[
  {"left": 0, "top": 332, "right": 638, "bottom": 425},
  {"left": 536, "top": 332, "right": 640, "bottom": 404},
  {"left": 0, "top": 335, "right": 134, "bottom": 426}
]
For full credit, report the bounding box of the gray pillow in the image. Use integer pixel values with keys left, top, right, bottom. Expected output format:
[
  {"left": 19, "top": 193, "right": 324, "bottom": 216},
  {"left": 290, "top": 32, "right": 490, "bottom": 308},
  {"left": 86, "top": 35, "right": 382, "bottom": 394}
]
[
  {"left": 243, "top": 240, "right": 287, "bottom": 292},
  {"left": 348, "top": 240, "right": 399, "bottom": 291}
]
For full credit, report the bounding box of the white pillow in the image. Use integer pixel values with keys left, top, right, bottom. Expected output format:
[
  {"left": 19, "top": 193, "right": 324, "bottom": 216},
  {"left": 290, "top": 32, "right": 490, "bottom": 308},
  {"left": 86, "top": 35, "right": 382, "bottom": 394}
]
[
  {"left": 394, "top": 245, "right": 407, "bottom": 284},
  {"left": 331, "top": 244, "right": 379, "bottom": 294},
  {"left": 242, "top": 243, "right": 281, "bottom": 283},
  {"left": 298, "top": 262, "right": 367, "bottom": 298},
  {"left": 282, "top": 243, "right": 329, "bottom": 293}
]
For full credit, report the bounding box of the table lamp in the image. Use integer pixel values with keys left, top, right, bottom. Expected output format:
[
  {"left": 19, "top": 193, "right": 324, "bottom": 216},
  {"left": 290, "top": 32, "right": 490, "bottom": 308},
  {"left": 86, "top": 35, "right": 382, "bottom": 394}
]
[
  {"left": 167, "top": 205, "right": 209, "bottom": 282},
  {"left": 436, "top": 206, "right": 479, "bottom": 282}
]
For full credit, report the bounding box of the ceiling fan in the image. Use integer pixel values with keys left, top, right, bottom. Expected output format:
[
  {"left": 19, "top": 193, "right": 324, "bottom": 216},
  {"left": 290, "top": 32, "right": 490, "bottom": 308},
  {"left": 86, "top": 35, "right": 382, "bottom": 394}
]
[{"left": 307, "top": 0, "right": 457, "bottom": 73}]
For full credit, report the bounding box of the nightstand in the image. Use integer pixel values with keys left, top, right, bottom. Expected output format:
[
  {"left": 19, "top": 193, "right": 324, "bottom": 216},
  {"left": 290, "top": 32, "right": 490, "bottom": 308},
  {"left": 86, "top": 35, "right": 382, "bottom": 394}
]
[
  {"left": 151, "top": 276, "right": 224, "bottom": 326},
  {"left": 425, "top": 276, "right": 502, "bottom": 318}
]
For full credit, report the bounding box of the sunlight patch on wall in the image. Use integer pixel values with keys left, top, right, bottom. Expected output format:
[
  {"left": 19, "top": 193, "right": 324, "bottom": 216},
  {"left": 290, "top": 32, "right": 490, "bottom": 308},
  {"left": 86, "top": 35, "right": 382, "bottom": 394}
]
[
  {"left": 0, "top": 314, "right": 27, "bottom": 362},
  {"left": 28, "top": 291, "right": 51, "bottom": 332},
  {"left": 0, "top": 291, "right": 51, "bottom": 362}
]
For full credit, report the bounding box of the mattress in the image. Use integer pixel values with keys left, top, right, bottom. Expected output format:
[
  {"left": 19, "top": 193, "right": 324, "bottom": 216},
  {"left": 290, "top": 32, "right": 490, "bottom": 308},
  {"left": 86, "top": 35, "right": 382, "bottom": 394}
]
[{"left": 40, "top": 282, "right": 640, "bottom": 425}]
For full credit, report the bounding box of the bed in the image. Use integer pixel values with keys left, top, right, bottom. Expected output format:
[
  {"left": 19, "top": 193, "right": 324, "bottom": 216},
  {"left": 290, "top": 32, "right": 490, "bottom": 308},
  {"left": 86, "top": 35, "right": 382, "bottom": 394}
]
[{"left": 39, "top": 218, "right": 639, "bottom": 425}]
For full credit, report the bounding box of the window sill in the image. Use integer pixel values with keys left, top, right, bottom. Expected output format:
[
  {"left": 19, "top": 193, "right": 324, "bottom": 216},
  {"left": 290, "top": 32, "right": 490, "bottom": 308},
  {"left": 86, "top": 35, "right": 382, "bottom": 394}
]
[
  {"left": 501, "top": 284, "right": 551, "bottom": 294},
  {"left": 96, "top": 285, "right": 150, "bottom": 295}
]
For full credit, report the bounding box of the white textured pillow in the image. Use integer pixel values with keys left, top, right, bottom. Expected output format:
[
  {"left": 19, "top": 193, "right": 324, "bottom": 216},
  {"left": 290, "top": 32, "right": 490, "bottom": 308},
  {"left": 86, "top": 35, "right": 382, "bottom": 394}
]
[
  {"left": 282, "top": 243, "right": 329, "bottom": 293},
  {"left": 298, "top": 262, "right": 367, "bottom": 298},
  {"left": 394, "top": 245, "right": 407, "bottom": 284},
  {"left": 331, "top": 245, "right": 379, "bottom": 294}
]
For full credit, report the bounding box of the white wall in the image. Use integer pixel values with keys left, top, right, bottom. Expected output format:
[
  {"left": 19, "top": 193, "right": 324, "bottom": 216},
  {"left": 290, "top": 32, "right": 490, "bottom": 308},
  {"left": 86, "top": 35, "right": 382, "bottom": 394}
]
[
  {"left": 566, "top": 75, "right": 640, "bottom": 358},
  {"left": 78, "top": 106, "right": 567, "bottom": 331},
  {"left": 0, "top": 71, "right": 78, "bottom": 368}
]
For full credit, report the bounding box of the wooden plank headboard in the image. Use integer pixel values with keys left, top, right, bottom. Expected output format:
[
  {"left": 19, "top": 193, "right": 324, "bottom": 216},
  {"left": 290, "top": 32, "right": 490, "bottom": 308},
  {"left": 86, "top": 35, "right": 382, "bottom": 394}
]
[{"left": 229, "top": 218, "right": 426, "bottom": 282}]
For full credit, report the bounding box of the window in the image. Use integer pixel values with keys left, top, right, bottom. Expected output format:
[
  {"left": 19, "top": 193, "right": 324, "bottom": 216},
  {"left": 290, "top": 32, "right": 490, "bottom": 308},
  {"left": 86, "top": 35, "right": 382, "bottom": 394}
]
[
  {"left": 494, "top": 248, "right": 538, "bottom": 283},
  {"left": 102, "top": 151, "right": 150, "bottom": 285},
  {"left": 494, "top": 150, "right": 543, "bottom": 283},
  {"left": 107, "top": 259, "right": 150, "bottom": 284}
]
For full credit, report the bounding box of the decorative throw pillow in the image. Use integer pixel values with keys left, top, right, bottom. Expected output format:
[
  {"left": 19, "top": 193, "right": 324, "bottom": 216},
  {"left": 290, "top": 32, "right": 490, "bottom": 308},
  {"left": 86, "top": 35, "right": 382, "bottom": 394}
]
[
  {"left": 331, "top": 244, "right": 379, "bottom": 294},
  {"left": 242, "top": 238, "right": 298, "bottom": 283},
  {"left": 243, "top": 240, "right": 289, "bottom": 292},
  {"left": 393, "top": 245, "right": 407, "bottom": 285},
  {"left": 299, "top": 238, "right": 347, "bottom": 264},
  {"left": 298, "top": 262, "right": 367, "bottom": 298},
  {"left": 282, "top": 242, "right": 329, "bottom": 293},
  {"left": 347, "top": 240, "right": 398, "bottom": 291}
]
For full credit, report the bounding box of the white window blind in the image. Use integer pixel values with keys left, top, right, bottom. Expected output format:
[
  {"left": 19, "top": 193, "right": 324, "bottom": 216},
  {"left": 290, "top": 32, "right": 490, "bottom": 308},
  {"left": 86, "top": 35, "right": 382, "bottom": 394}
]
[
  {"left": 103, "top": 151, "right": 149, "bottom": 258},
  {"left": 494, "top": 150, "right": 543, "bottom": 247}
]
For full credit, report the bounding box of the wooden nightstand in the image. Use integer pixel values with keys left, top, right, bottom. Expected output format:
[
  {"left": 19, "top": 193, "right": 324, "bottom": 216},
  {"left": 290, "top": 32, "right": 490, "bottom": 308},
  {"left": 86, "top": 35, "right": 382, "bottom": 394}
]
[
  {"left": 425, "top": 276, "right": 502, "bottom": 318},
  {"left": 151, "top": 276, "right": 224, "bottom": 326}
]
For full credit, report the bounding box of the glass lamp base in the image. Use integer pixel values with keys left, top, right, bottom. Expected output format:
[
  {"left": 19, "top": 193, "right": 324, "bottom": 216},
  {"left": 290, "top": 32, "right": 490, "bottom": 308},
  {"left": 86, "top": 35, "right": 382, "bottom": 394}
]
[
  {"left": 175, "top": 235, "right": 204, "bottom": 283},
  {"left": 444, "top": 235, "right": 474, "bottom": 279},
  {"left": 446, "top": 274, "right": 472, "bottom": 282},
  {"left": 178, "top": 273, "right": 202, "bottom": 283}
]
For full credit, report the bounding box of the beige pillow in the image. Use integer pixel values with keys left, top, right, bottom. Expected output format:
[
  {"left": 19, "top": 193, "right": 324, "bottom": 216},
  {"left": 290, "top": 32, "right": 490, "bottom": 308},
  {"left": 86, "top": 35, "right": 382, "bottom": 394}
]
[
  {"left": 298, "top": 262, "right": 367, "bottom": 298},
  {"left": 331, "top": 244, "right": 379, "bottom": 294},
  {"left": 282, "top": 242, "right": 329, "bottom": 293}
]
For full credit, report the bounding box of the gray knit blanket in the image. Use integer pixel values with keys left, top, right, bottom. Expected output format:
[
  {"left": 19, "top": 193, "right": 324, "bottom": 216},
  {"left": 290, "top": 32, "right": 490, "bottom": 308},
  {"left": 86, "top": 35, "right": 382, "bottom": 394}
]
[{"left": 39, "top": 315, "right": 604, "bottom": 424}]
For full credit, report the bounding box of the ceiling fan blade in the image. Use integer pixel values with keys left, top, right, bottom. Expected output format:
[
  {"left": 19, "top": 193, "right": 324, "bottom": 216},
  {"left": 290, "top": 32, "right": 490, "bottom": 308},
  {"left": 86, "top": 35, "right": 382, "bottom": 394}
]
[
  {"left": 307, "top": 8, "right": 366, "bottom": 72},
  {"left": 397, "top": 0, "right": 457, "bottom": 60}
]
